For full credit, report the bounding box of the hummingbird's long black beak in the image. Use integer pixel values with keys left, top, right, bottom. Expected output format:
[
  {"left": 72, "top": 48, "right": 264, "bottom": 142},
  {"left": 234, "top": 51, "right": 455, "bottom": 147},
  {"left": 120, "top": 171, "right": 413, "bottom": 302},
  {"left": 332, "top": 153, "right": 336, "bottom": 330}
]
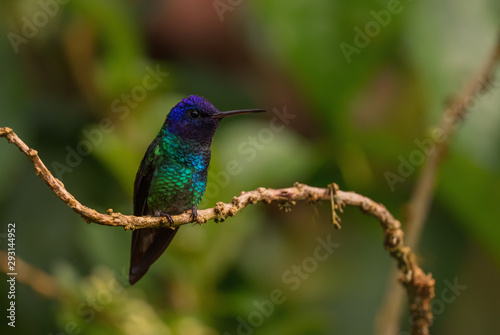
[{"left": 211, "top": 109, "right": 266, "bottom": 119}]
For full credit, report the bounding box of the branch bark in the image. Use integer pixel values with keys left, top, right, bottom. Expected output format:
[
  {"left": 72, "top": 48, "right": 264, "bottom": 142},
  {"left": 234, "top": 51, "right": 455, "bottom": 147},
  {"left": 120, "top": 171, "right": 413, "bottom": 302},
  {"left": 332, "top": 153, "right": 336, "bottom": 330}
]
[
  {"left": 0, "top": 126, "right": 435, "bottom": 334},
  {"left": 376, "top": 35, "right": 500, "bottom": 335}
]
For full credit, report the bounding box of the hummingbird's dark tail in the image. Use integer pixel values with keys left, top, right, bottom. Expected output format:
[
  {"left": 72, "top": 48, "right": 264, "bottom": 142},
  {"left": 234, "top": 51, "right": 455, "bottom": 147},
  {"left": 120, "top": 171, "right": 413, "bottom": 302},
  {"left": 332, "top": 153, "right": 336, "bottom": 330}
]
[{"left": 129, "top": 227, "right": 178, "bottom": 285}]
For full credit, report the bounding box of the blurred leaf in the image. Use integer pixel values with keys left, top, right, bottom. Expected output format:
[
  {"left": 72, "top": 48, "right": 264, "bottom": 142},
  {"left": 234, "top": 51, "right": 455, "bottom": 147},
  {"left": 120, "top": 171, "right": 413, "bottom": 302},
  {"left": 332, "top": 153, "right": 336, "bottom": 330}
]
[{"left": 438, "top": 153, "right": 500, "bottom": 263}]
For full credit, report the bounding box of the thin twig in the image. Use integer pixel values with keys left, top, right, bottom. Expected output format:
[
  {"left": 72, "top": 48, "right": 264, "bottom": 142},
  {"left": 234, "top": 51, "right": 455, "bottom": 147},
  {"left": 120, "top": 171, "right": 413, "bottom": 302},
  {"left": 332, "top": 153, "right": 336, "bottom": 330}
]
[
  {"left": 328, "top": 183, "right": 342, "bottom": 229},
  {"left": 376, "top": 36, "right": 500, "bottom": 335},
  {"left": 406, "top": 37, "right": 500, "bottom": 249},
  {"left": 0, "top": 250, "right": 59, "bottom": 299},
  {"left": 1, "top": 126, "right": 435, "bottom": 334}
]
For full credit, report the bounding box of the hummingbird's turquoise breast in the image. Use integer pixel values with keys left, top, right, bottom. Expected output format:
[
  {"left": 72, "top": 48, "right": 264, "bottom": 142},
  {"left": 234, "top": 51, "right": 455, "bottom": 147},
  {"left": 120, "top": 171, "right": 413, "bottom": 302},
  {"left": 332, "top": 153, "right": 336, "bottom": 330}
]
[{"left": 146, "top": 133, "right": 209, "bottom": 214}]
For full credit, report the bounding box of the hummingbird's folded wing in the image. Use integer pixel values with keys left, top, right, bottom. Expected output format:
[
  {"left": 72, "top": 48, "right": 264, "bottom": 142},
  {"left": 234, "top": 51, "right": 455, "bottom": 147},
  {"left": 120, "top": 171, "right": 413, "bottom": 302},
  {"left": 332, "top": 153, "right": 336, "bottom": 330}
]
[
  {"left": 129, "top": 137, "right": 179, "bottom": 285},
  {"left": 133, "top": 137, "right": 159, "bottom": 216}
]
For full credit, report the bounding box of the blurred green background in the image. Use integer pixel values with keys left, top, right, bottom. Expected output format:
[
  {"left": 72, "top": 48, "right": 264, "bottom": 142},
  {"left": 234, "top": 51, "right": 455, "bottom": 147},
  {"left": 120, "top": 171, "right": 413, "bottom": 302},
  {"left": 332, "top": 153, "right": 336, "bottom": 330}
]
[{"left": 1, "top": 0, "right": 500, "bottom": 334}]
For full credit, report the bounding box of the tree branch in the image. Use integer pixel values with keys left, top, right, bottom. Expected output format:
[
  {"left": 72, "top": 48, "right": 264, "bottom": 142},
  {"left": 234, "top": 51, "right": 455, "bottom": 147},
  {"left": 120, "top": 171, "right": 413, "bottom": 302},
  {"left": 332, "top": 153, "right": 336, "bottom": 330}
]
[
  {"left": 376, "top": 35, "right": 500, "bottom": 335},
  {"left": 0, "top": 250, "right": 59, "bottom": 299},
  {"left": 0, "top": 126, "right": 435, "bottom": 334},
  {"left": 406, "top": 36, "right": 500, "bottom": 250}
]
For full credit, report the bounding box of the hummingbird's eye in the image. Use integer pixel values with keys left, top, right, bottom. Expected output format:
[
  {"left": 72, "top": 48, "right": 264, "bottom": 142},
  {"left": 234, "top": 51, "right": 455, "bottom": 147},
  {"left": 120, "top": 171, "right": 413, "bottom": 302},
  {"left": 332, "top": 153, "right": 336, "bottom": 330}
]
[{"left": 189, "top": 110, "right": 200, "bottom": 119}]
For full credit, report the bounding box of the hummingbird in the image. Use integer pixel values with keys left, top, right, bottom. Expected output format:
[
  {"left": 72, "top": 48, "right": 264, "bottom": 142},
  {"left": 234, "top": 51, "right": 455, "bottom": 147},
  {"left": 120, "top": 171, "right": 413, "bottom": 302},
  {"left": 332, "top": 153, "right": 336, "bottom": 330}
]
[{"left": 129, "top": 95, "right": 265, "bottom": 285}]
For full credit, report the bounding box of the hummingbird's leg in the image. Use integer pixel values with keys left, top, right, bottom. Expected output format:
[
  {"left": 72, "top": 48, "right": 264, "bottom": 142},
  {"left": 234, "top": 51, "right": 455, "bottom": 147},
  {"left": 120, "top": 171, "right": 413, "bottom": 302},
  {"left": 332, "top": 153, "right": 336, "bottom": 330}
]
[
  {"left": 190, "top": 206, "right": 199, "bottom": 224},
  {"left": 155, "top": 210, "right": 175, "bottom": 225}
]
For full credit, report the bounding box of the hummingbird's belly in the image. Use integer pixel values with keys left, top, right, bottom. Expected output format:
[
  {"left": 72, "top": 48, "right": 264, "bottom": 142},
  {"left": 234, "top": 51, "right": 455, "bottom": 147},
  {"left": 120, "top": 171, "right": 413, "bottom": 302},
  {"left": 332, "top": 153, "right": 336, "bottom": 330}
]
[{"left": 147, "top": 163, "right": 206, "bottom": 214}]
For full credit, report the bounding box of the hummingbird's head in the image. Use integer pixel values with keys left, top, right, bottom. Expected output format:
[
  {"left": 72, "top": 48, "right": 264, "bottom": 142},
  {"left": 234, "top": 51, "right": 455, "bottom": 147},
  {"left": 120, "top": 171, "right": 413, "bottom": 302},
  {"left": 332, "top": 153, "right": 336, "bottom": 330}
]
[
  {"left": 166, "top": 96, "right": 223, "bottom": 143},
  {"left": 166, "top": 95, "right": 265, "bottom": 143}
]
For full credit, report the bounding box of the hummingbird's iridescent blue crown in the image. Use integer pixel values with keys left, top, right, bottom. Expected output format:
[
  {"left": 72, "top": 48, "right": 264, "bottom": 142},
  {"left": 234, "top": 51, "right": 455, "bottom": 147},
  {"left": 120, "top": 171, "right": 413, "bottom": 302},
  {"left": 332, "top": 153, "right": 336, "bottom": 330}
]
[
  {"left": 165, "top": 95, "right": 221, "bottom": 143},
  {"left": 170, "top": 95, "right": 218, "bottom": 118}
]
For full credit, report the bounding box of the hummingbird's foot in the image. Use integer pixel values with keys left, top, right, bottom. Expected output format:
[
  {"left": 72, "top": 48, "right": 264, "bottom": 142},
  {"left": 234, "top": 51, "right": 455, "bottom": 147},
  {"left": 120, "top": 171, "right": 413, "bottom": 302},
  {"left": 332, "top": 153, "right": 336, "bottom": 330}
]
[
  {"left": 190, "top": 206, "right": 200, "bottom": 224},
  {"left": 165, "top": 214, "right": 175, "bottom": 225},
  {"left": 156, "top": 211, "right": 175, "bottom": 225}
]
